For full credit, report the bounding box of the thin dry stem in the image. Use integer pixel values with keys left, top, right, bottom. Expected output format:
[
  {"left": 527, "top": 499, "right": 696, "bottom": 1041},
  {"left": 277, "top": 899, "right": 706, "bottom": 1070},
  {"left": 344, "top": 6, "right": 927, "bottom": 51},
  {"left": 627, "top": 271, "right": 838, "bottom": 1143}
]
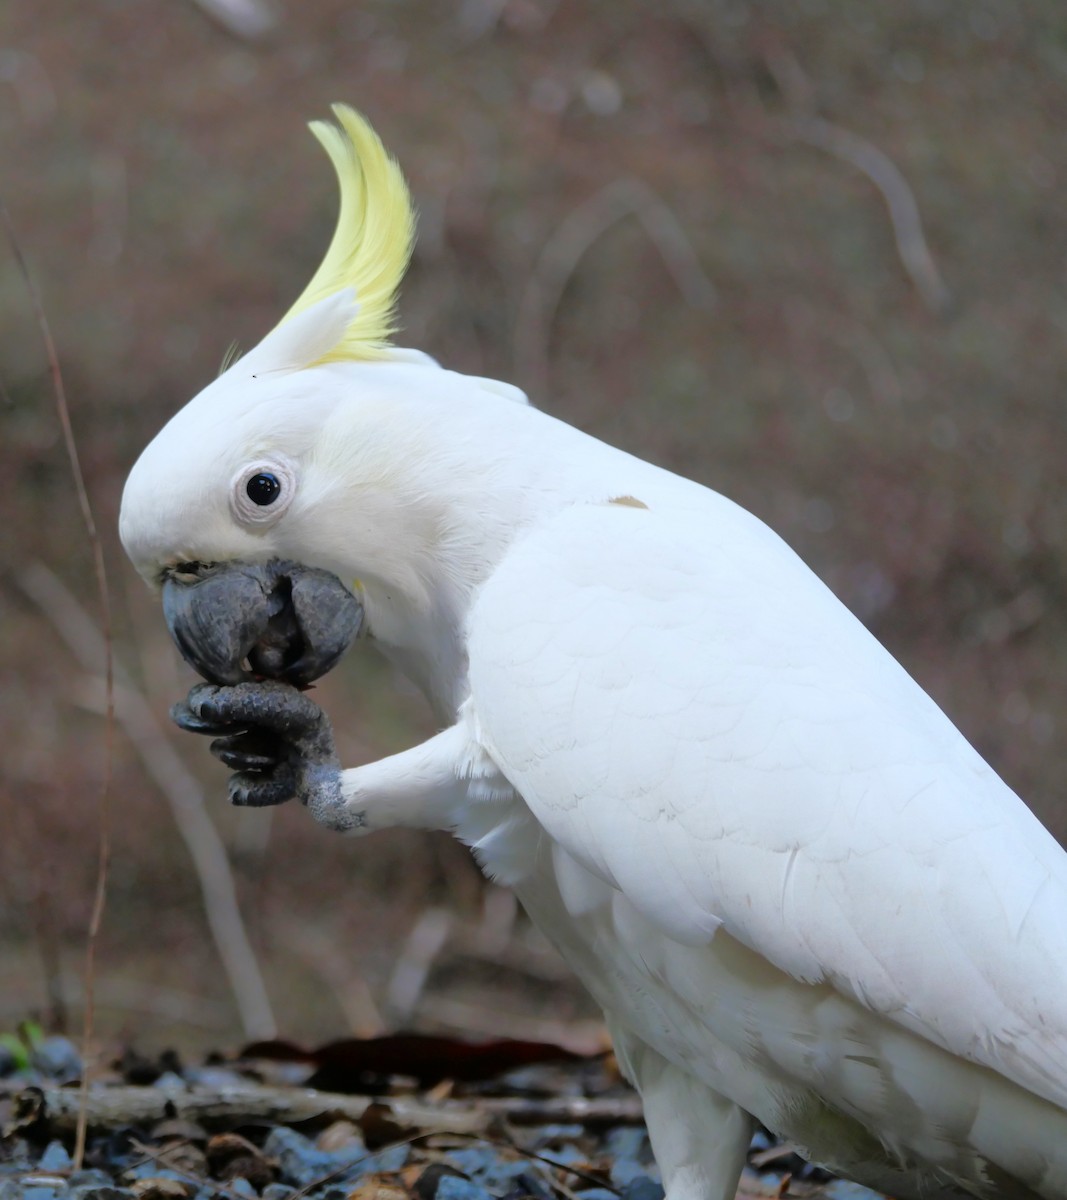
[
  {"left": 763, "top": 46, "right": 951, "bottom": 316},
  {"left": 0, "top": 197, "right": 115, "bottom": 1171},
  {"left": 383, "top": 906, "right": 453, "bottom": 1027},
  {"left": 515, "top": 177, "right": 717, "bottom": 399},
  {"left": 19, "top": 561, "right": 277, "bottom": 1042},
  {"left": 789, "top": 115, "right": 951, "bottom": 315}
]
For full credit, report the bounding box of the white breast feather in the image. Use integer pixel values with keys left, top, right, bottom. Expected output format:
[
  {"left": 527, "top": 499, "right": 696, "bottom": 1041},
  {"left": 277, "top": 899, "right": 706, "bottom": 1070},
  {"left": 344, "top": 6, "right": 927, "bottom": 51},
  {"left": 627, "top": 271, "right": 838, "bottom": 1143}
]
[{"left": 464, "top": 497, "right": 1067, "bottom": 1133}]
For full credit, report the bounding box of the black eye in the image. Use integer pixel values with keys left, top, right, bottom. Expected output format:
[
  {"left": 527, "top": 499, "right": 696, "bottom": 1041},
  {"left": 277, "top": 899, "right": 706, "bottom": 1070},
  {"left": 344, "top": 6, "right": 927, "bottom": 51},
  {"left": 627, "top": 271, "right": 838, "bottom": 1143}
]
[{"left": 246, "top": 472, "right": 281, "bottom": 506}]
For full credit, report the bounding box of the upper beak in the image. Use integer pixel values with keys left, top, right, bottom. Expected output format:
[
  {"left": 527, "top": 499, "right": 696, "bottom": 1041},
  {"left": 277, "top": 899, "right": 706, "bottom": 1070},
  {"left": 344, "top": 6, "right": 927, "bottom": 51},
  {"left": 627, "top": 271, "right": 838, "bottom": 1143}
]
[{"left": 162, "top": 558, "right": 363, "bottom": 687}]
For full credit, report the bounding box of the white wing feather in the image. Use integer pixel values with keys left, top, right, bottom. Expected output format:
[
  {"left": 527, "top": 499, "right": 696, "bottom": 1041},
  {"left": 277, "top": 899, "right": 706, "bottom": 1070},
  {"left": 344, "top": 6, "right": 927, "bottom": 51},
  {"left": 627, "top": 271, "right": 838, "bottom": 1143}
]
[{"left": 466, "top": 498, "right": 1067, "bottom": 1111}]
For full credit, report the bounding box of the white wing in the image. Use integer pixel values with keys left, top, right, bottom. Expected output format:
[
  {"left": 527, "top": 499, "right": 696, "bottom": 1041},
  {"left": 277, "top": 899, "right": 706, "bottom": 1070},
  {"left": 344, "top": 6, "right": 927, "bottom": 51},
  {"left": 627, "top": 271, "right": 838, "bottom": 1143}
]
[{"left": 466, "top": 497, "right": 1067, "bottom": 1109}]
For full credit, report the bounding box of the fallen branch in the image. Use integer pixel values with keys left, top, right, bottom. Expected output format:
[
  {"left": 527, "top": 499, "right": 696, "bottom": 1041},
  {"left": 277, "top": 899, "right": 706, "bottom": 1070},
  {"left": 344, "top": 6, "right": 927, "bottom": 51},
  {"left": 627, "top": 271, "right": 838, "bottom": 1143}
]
[
  {"left": 5, "top": 1081, "right": 644, "bottom": 1135},
  {"left": 19, "top": 561, "right": 277, "bottom": 1042}
]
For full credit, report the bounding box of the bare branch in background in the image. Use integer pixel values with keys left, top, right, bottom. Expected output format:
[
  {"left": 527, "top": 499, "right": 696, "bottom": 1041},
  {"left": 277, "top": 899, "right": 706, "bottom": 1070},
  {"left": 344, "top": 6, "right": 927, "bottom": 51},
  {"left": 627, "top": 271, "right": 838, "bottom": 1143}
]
[
  {"left": 516, "top": 178, "right": 717, "bottom": 399},
  {"left": 763, "top": 46, "right": 951, "bottom": 316},
  {"left": 383, "top": 907, "right": 453, "bottom": 1027},
  {"left": 187, "top": 0, "right": 279, "bottom": 40},
  {"left": 18, "top": 561, "right": 277, "bottom": 1043},
  {"left": 790, "top": 115, "right": 951, "bottom": 316},
  {"left": 271, "top": 912, "right": 386, "bottom": 1036},
  {"left": 89, "top": 153, "right": 128, "bottom": 267},
  {"left": 0, "top": 50, "right": 57, "bottom": 124}
]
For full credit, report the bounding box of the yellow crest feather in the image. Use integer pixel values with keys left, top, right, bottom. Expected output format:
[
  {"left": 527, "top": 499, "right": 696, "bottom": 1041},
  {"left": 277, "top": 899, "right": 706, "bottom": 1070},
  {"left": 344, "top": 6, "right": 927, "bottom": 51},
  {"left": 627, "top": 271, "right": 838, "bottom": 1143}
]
[{"left": 278, "top": 105, "right": 415, "bottom": 362}]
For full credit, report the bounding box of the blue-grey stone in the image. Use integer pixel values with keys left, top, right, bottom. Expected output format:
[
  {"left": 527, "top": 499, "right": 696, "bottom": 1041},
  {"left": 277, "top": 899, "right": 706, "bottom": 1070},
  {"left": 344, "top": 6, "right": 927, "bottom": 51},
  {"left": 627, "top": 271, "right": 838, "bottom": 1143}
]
[
  {"left": 261, "top": 1186, "right": 294, "bottom": 1200},
  {"left": 539, "top": 1143, "right": 584, "bottom": 1166},
  {"left": 530, "top": 1124, "right": 584, "bottom": 1144},
  {"left": 824, "top": 1182, "right": 885, "bottom": 1200},
  {"left": 604, "top": 1128, "right": 651, "bottom": 1163},
  {"left": 121, "top": 1164, "right": 192, "bottom": 1185},
  {"left": 436, "top": 1176, "right": 492, "bottom": 1200},
  {"left": 68, "top": 1171, "right": 112, "bottom": 1188},
  {"left": 445, "top": 1148, "right": 529, "bottom": 1192},
  {"left": 18, "top": 1183, "right": 67, "bottom": 1200},
  {"left": 31, "top": 1037, "right": 83, "bottom": 1084},
  {"left": 623, "top": 1178, "right": 664, "bottom": 1200},
  {"left": 263, "top": 1126, "right": 341, "bottom": 1187},
  {"left": 40, "top": 1142, "right": 73, "bottom": 1173}
]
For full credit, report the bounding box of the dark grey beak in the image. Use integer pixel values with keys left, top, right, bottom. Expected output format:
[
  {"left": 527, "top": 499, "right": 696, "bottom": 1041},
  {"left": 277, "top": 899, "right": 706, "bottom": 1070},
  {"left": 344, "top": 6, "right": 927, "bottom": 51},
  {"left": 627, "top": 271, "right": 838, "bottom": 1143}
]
[{"left": 162, "top": 558, "right": 362, "bottom": 687}]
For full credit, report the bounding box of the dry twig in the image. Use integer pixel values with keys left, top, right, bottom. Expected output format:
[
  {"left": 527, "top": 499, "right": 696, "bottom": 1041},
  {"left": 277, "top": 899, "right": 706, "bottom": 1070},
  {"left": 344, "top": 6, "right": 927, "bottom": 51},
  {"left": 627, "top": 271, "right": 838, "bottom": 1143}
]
[
  {"left": 1, "top": 199, "right": 116, "bottom": 1171},
  {"left": 515, "top": 178, "right": 717, "bottom": 399},
  {"left": 187, "top": 0, "right": 278, "bottom": 40},
  {"left": 5, "top": 1080, "right": 644, "bottom": 1134},
  {"left": 383, "top": 907, "right": 454, "bottom": 1027},
  {"left": 789, "top": 115, "right": 951, "bottom": 315},
  {"left": 19, "top": 561, "right": 277, "bottom": 1042},
  {"left": 762, "top": 46, "right": 950, "bottom": 316}
]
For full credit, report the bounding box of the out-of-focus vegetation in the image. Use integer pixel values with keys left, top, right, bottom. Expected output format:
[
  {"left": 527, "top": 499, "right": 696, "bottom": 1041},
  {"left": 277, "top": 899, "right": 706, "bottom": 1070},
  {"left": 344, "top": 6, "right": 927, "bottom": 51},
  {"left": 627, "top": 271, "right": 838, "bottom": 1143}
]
[{"left": 2, "top": 0, "right": 1066, "bottom": 1049}]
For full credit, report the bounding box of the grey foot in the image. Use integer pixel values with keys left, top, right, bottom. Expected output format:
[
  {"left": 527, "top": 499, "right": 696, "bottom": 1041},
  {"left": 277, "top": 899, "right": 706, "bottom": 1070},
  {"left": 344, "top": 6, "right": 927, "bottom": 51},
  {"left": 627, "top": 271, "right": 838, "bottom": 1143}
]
[{"left": 171, "top": 680, "right": 344, "bottom": 817}]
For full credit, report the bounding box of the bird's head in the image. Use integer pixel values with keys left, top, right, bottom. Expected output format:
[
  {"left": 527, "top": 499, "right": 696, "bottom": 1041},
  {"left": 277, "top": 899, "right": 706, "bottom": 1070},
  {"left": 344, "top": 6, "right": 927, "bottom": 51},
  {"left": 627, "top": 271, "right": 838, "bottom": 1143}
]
[{"left": 119, "top": 106, "right": 425, "bottom": 688}]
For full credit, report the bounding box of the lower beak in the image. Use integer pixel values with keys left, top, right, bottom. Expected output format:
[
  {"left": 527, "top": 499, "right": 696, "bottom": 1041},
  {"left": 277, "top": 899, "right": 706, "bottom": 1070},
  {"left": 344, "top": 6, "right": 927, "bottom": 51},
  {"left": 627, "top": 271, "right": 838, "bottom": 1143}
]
[{"left": 162, "top": 558, "right": 362, "bottom": 687}]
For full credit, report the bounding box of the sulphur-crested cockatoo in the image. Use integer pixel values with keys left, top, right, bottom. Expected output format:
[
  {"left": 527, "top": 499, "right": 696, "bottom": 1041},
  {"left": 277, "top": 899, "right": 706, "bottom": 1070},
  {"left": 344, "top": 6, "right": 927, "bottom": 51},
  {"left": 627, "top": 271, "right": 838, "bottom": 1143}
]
[{"left": 120, "top": 108, "right": 1067, "bottom": 1200}]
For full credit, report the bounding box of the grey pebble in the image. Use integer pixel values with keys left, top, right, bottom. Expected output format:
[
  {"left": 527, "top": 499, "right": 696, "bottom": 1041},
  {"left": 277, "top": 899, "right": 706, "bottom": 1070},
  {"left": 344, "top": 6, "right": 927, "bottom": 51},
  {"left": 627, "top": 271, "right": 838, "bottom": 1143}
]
[
  {"left": 444, "top": 1149, "right": 530, "bottom": 1192},
  {"left": 530, "top": 1124, "right": 585, "bottom": 1143},
  {"left": 262, "top": 1127, "right": 345, "bottom": 1187},
  {"left": 435, "top": 1178, "right": 491, "bottom": 1200},
  {"left": 603, "top": 1129, "right": 651, "bottom": 1163},
  {"left": 68, "top": 1171, "right": 112, "bottom": 1188},
  {"left": 39, "top": 1143, "right": 73, "bottom": 1173},
  {"left": 30, "top": 1037, "right": 83, "bottom": 1084},
  {"left": 623, "top": 1179, "right": 665, "bottom": 1200},
  {"left": 153, "top": 1072, "right": 187, "bottom": 1092}
]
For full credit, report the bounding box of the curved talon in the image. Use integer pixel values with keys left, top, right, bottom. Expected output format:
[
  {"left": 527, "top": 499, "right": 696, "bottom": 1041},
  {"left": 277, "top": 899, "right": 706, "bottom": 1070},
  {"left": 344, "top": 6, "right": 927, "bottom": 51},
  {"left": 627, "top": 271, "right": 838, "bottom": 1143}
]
[
  {"left": 228, "top": 769, "right": 297, "bottom": 808},
  {"left": 210, "top": 730, "right": 281, "bottom": 772},
  {"left": 191, "top": 679, "right": 324, "bottom": 735},
  {"left": 170, "top": 699, "right": 239, "bottom": 737}
]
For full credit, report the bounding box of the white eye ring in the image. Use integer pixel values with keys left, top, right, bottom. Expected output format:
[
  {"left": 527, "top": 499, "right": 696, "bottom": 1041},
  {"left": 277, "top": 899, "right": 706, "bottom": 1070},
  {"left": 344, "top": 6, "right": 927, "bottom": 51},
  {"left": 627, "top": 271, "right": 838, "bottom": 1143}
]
[{"left": 230, "top": 458, "right": 297, "bottom": 526}]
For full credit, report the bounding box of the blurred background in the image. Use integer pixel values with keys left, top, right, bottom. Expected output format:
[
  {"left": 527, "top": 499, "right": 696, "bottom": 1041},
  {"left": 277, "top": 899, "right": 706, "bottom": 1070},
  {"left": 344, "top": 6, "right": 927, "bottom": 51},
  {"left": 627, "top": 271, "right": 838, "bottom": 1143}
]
[{"left": 2, "top": 0, "right": 1066, "bottom": 1056}]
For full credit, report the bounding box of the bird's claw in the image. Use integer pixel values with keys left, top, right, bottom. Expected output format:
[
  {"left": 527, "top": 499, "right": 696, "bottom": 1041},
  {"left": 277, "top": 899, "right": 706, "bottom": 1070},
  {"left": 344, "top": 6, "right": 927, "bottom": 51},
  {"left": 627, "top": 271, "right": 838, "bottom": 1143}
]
[{"left": 170, "top": 679, "right": 342, "bottom": 811}]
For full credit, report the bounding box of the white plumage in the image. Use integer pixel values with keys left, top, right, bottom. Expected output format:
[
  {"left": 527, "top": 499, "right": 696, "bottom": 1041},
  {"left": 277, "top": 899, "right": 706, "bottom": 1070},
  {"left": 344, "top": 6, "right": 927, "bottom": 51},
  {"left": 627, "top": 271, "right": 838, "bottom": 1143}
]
[{"left": 120, "top": 108, "right": 1067, "bottom": 1200}]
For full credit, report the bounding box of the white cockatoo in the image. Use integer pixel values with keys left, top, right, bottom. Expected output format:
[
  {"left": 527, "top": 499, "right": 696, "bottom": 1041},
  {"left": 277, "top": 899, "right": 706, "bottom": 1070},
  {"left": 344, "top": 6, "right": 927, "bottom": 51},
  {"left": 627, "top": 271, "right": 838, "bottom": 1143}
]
[{"left": 120, "top": 108, "right": 1067, "bottom": 1200}]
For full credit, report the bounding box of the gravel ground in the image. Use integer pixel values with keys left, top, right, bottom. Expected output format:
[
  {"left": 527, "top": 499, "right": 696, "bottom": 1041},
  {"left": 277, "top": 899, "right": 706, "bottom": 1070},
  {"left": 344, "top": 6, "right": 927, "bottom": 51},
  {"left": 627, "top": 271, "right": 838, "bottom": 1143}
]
[{"left": 0, "top": 1036, "right": 881, "bottom": 1200}]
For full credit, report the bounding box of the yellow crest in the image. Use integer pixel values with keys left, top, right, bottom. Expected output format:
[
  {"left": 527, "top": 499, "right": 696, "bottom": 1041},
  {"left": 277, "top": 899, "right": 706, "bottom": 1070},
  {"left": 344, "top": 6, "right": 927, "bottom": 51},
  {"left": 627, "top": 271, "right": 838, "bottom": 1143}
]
[{"left": 277, "top": 105, "right": 416, "bottom": 361}]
